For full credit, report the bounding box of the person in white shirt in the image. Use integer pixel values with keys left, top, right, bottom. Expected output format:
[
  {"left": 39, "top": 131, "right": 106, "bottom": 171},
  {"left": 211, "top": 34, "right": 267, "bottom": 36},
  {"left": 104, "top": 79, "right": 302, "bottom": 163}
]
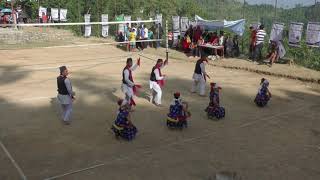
[
  {"left": 121, "top": 58, "right": 141, "bottom": 108},
  {"left": 149, "top": 59, "right": 168, "bottom": 106},
  {"left": 254, "top": 25, "right": 267, "bottom": 62},
  {"left": 191, "top": 55, "right": 210, "bottom": 96},
  {"left": 144, "top": 26, "right": 149, "bottom": 47}
]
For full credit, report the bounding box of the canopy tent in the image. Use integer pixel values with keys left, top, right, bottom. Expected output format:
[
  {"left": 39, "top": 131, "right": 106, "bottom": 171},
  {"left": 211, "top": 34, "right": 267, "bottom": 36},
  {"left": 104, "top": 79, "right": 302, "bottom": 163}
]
[{"left": 195, "top": 15, "right": 246, "bottom": 36}]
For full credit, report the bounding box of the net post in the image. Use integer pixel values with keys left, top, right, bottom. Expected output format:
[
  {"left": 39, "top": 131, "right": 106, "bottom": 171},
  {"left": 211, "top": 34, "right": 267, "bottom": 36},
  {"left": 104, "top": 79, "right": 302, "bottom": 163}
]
[{"left": 166, "top": 20, "right": 169, "bottom": 60}]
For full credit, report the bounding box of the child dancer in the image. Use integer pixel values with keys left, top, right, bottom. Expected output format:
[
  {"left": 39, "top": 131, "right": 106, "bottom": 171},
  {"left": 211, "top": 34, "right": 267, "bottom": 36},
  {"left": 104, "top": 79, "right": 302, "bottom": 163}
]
[
  {"left": 205, "top": 83, "right": 225, "bottom": 120},
  {"left": 111, "top": 100, "right": 138, "bottom": 140},
  {"left": 254, "top": 78, "right": 272, "bottom": 107},
  {"left": 167, "top": 92, "right": 191, "bottom": 129}
]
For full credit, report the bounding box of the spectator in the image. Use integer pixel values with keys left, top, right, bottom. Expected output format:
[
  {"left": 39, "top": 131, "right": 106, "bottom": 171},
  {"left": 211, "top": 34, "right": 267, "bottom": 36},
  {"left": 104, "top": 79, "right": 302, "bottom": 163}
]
[
  {"left": 209, "top": 32, "right": 219, "bottom": 45},
  {"left": 219, "top": 31, "right": 225, "bottom": 46},
  {"left": 144, "top": 25, "right": 149, "bottom": 48},
  {"left": 193, "top": 26, "right": 202, "bottom": 43},
  {"left": 249, "top": 26, "right": 257, "bottom": 59},
  {"left": 267, "top": 40, "right": 279, "bottom": 67},
  {"left": 232, "top": 35, "right": 240, "bottom": 57},
  {"left": 225, "top": 35, "right": 234, "bottom": 57},
  {"left": 155, "top": 23, "right": 163, "bottom": 48},
  {"left": 148, "top": 28, "right": 154, "bottom": 48},
  {"left": 124, "top": 23, "right": 130, "bottom": 41},
  {"left": 253, "top": 25, "right": 267, "bottom": 63},
  {"left": 129, "top": 29, "right": 136, "bottom": 51},
  {"left": 202, "top": 29, "right": 210, "bottom": 43}
]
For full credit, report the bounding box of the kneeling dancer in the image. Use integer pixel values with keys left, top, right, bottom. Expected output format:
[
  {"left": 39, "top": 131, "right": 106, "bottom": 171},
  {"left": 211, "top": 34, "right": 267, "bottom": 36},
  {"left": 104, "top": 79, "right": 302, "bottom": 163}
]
[
  {"left": 167, "top": 92, "right": 191, "bottom": 129},
  {"left": 205, "top": 83, "right": 225, "bottom": 120}
]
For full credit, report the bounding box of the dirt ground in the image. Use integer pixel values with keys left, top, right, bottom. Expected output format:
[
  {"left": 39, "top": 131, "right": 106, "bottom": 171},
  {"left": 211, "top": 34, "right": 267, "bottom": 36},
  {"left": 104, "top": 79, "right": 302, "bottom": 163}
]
[{"left": 0, "top": 45, "right": 320, "bottom": 180}]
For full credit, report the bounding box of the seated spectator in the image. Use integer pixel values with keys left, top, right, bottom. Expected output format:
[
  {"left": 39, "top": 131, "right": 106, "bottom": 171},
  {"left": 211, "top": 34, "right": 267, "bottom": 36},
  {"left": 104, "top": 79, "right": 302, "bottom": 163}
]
[
  {"left": 209, "top": 32, "right": 219, "bottom": 45},
  {"left": 202, "top": 30, "right": 210, "bottom": 43},
  {"left": 267, "top": 40, "right": 279, "bottom": 67}
]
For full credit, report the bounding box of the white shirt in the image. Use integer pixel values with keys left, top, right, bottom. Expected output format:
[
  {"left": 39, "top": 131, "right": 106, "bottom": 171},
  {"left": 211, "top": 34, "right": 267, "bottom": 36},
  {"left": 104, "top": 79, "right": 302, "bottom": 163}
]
[
  {"left": 144, "top": 28, "right": 148, "bottom": 39},
  {"left": 219, "top": 36, "right": 224, "bottom": 46},
  {"left": 123, "top": 64, "right": 138, "bottom": 87}
]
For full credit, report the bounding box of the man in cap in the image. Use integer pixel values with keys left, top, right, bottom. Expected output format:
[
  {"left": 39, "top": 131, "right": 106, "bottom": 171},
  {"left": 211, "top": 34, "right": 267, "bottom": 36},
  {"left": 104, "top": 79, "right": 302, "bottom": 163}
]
[
  {"left": 121, "top": 57, "right": 141, "bottom": 108},
  {"left": 191, "top": 54, "right": 210, "bottom": 96},
  {"left": 149, "top": 58, "right": 168, "bottom": 106},
  {"left": 57, "top": 66, "right": 75, "bottom": 125}
]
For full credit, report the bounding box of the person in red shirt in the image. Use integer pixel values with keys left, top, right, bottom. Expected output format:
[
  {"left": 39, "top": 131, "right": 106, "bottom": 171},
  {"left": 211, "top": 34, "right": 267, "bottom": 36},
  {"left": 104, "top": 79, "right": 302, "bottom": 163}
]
[
  {"left": 209, "top": 32, "right": 219, "bottom": 45},
  {"left": 249, "top": 26, "right": 257, "bottom": 59}
]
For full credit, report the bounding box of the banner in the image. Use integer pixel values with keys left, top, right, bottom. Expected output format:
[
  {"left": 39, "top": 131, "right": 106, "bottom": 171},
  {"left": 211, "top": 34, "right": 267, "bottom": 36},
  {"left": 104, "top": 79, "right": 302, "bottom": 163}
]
[
  {"left": 172, "top": 16, "right": 180, "bottom": 32},
  {"left": 51, "top": 8, "right": 59, "bottom": 21},
  {"left": 180, "top": 17, "right": 189, "bottom": 32},
  {"left": 306, "top": 22, "right": 320, "bottom": 47},
  {"left": 155, "top": 14, "right": 162, "bottom": 25},
  {"left": 278, "top": 41, "right": 286, "bottom": 58},
  {"left": 38, "top": 6, "right": 47, "bottom": 17},
  {"left": 101, "top": 14, "right": 109, "bottom": 37},
  {"left": 59, "top": 9, "right": 67, "bottom": 21},
  {"left": 289, "top": 22, "right": 303, "bottom": 47},
  {"left": 84, "top": 14, "right": 91, "bottom": 37},
  {"left": 115, "top": 14, "right": 125, "bottom": 34},
  {"left": 270, "top": 23, "right": 284, "bottom": 42}
]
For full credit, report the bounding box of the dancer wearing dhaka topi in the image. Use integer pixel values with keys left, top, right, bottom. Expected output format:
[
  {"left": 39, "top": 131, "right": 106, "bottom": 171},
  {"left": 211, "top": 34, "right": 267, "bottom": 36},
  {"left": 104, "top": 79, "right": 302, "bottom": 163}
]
[
  {"left": 205, "top": 83, "right": 225, "bottom": 120},
  {"left": 254, "top": 78, "right": 272, "bottom": 107},
  {"left": 166, "top": 92, "right": 191, "bottom": 129},
  {"left": 149, "top": 58, "right": 168, "bottom": 106},
  {"left": 121, "top": 57, "right": 141, "bottom": 109},
  {"left": 191, "top": 55, "right": 210, "bottom": 96},
  {"left": 111, "top": 99, "right": 138, "bottom": 141}
]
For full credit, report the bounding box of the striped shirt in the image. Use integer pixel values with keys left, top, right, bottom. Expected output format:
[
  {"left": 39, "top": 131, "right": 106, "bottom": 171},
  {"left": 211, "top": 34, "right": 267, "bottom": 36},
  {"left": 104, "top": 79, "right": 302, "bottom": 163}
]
[{"left": 256, "top": 30, "right": 266, "bottom": 45}]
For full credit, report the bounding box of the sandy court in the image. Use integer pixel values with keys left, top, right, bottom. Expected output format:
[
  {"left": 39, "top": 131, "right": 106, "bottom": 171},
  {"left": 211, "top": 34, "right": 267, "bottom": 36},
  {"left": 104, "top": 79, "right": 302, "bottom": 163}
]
[{"left": 0, "top": 45, "right": 320, "bottom": 180}]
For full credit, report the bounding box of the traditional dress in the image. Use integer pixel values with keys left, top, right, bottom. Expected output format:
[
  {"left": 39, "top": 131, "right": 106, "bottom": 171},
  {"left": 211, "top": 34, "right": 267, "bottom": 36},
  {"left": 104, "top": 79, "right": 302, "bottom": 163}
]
[
  {"left": 205, "top": 83, "right": 225, "bottom": 120},
  {"left": 149, "top": 60, "right": 167, "bottom": 105},
  {"left": 57, "top": 66, "right": 75, "bottom": 124},
  {"left": 111, "top": 101, "right": 138, "bottom": 140},
  {"left": 191, "top": 59, "right": 208, "bottom": 96},
  {"left": 121, "top": 60, "right": 140, "bottom": 107},
  {"left": 167, "top": 93, "right": 190, "bottom": 129},
  {"left": 254, "top": 79, "right": 271, "bottom": 107}
]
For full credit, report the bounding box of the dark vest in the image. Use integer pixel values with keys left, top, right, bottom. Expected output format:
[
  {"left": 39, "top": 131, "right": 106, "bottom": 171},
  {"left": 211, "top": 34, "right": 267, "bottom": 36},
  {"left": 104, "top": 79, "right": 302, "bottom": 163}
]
[
  {"left": 150, "top": 66, "right": 157, "bottom": 81},
  {"left": 57, "top": 76, "right": 69, "bottom": 95},
  {"left": 122, "top": 67, "right": 133, "bottom": 85},
  {"left": 194, "top": 60, "right": 202, "bottom": 74}
]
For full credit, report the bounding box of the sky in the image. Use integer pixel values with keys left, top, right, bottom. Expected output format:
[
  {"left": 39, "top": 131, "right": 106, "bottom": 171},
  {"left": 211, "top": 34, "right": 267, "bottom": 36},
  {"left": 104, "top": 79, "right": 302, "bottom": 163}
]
[{"left": 238, "top": 0, "right": 317, "bottom": 9}]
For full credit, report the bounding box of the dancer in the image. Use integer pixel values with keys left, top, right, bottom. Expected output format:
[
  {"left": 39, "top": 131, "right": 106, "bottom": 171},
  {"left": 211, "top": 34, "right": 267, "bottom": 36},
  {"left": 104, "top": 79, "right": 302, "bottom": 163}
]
[
  {"left": 149, "top": 58, "right": 168, "bottom": 106},
  {"left": 111, "top": 99, "right": 138, "bottom": 141},
  {"left": 167, "top": 92, "right": 191, "bottom": 129},
  {"left": 205, "top": 83, "right": 225, "bottom": 120},
  {"left": 57, "top": 66, "right": 75, "bottom": 125},
  {"left": 121, "top": 57, "right": 141, "bottom": 109},
  {"left": 254, "top": 78, "right": 272, "bottom": 107},
  {"left": 191, "top": 55, "right": 210, "bottom": 96}
]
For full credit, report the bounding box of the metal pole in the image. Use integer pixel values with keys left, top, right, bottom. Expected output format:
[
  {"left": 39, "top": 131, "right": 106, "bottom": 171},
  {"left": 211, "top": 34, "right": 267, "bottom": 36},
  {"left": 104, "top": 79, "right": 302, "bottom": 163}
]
[
  {"left": 241, "top": 0, "right": 245, "bottom": 54},
  {"left": 166, "top": 20, "right": 169, "bottom": 60},
  {"left": 274, "top": 0, "right": 277, "bottom": 20}
]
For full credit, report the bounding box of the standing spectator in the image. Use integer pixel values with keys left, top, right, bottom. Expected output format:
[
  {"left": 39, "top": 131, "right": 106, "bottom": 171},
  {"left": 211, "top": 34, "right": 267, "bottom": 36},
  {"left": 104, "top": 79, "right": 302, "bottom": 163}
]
[
  {"left": 193, "top": 26, "right": 202, "bottom": 43},
  {"left": 254, "top": 25, "right": 267, "bottom": 63},
  {"left": 219, "top": 31, "right": 225, "bottom": 46},
  {"left": 148, "top": 28, "right": 154, "bottom": 48},
  {"left": 144, "top": 25, "right": 149, "bottom": 48},
  {"left": 129, "top": 29, "right": 136, "bottom": 51},
  {"left": 232, "top": 35, "right": 240, "bottom": 57},
  {"left": 155, "top": 23, "right": 163, "bottom": 48},
  {"left": 124, "top": 23, "right": 130, "bottom": 41},
  {"left": 249, "top": 26, "right": 257, "bottom": 59}
]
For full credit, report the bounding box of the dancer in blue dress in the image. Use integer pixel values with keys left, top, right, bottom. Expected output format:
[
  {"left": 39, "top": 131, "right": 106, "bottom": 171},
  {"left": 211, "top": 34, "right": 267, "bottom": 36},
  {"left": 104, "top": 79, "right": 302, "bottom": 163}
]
[
  {"left": 205, "top": 83, "right": 225, "bottom": 120},
  {"left": 254, "top": 78, "right": 272, "bottom": 107},
  {"left": 111, "top": 99, "right": 137, "bottom": 140},
  {"left": 167, "top": 92, "right": 191, "bottom": 129}
]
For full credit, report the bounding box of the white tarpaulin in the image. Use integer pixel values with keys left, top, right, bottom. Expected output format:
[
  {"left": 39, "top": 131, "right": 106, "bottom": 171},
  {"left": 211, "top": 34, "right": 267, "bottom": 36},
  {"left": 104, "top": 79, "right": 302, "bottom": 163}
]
[
  {"left": 39, "top": 6, "right": 47, "bottom": 17},
  {"left": 84, "top": 14, "right": 91, "bottom": 37},
  {"left": 270, "top": 23, "right": 284, "bottom": 42},
  {"left": 195, "top": 15, "right": 246, "bottom": 36},
  {"left": 124, "top": 15, "right": 131, "bottom": 27},
  {"left": 306, "top": 22, "right": 320, "bottom": 47},
  {"left": 156, "top": 14, "right": 162, "bottom": 25},
  {"left": 172, "top": 16, "right": 180, "bottom": 32},
  {"left": 180, "top": 17, "right": 189, "bottom": 32},
  {"left": 289, "top": 22, "right": 303, "bottom": 47},
  {"left": 60, "top": 9, "right": 67, "bottom": 21},
  {"left": 278, "top": 41, "right": 286, "bottom": 58},
  {"left": 101, "top": 14, "right": 109, "bottom": 37},
  {"left": 51, "top": 8, "right": 59, "bottom": 21}
]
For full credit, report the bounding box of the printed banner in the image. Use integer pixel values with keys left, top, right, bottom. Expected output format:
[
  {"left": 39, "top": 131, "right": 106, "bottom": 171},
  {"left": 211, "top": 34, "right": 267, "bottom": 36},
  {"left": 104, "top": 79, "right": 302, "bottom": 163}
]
[
  {"left": 59, "top": 9, "right": 67, "bottom": 21},
  {"left": 270, "top": 23, "right": 284, "bottom": 42},
  {"left": 156, "top": 14, "right": 162, "bottom": 25},
  {"left": 84, "top": 14, "right": 91, "bottom": 37},
  {"left": 51, "top": 8, "right": 59, "bottom": 21},
  {"left": 172, "top": 16, "right": 180, "bottom": 32},
  {"left": 306, "top": 22, "right": 320, "bottom": 47},
  {"left": 38, "top": 6, "right": 47, "bottom": 17},
  {"left": 101, "top": 14, "right": 109, "bottom": 37},
  {"left": 180, "top": 17, "right": 189, "bottom": 32},
  {"left": 289, "top": 22, "right": 304, "bottom": 47}
]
